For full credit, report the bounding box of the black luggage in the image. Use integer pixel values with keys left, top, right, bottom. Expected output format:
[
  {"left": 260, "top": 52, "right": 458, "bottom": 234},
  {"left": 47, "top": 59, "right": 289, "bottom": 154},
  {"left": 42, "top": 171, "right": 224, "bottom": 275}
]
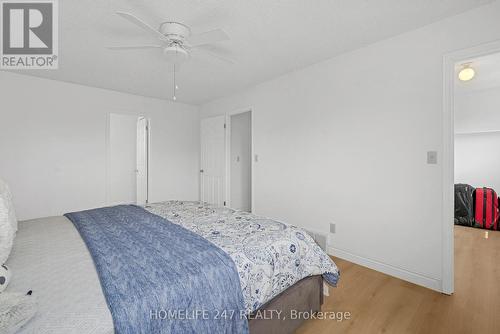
[{"left": 454, "top": 184, "right": 475, "bottom": 226}]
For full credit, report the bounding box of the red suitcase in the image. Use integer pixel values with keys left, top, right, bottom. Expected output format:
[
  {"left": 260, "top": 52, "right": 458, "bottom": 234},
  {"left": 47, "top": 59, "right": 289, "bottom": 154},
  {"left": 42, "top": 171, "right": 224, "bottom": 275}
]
[{"left": 474, "top": 187, "right": 499, "bottom": 230}]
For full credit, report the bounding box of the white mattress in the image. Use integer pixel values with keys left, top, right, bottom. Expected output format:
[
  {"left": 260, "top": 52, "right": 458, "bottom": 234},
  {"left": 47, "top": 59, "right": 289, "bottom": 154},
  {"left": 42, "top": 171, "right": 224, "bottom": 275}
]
[{"left": 5, "top": 217, "right": 113, "bottom": 334}]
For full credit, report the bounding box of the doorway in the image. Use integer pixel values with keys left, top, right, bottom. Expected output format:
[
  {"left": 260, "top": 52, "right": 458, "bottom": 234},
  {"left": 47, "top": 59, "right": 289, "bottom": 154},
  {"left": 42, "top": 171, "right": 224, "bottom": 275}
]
[
  {"left": 200, "top": 110, "right": 253, "bottom": 211},
  {"left": 443, "top": 40, "right": 500, "bottom": 295},
  {"left": 136, "top": 117, "right": 150, "bottom": 205},
  {"left": 107, "top": 113, "right": 150, "bottom": 206},
  {"left": 229, "top": 111, "right": 252, "bottom": 212}
]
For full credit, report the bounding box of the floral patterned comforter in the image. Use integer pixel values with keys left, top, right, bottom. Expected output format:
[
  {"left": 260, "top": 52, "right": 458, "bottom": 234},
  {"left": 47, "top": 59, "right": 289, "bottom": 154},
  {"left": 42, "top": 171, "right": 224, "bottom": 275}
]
[{"left": 145, "top": 201, "right": 340, "bottom": 313}]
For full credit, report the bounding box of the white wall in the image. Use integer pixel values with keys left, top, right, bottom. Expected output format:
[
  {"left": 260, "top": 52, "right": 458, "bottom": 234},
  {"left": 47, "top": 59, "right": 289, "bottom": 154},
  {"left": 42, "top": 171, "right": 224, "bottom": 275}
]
[
  {"left": 455, "top": 132, "right": 500, "bottom": 192},
  {"left": 108, "top": 113, "right": 138, "bottom": 206},
  {"left": 454, "top": 85, "right": 500, "bottom": 193},
  {"left": 230, "top": 111, "right": 252, "bottom": 211},
  {"left": 0, "top": 72, "right": 199, "bottom": 221},
  {"left": 200, "top": 2, "right": 500, "bottom": 291},
  {"left": 455, "top": 86, "right": 500, "bottom": 133}
]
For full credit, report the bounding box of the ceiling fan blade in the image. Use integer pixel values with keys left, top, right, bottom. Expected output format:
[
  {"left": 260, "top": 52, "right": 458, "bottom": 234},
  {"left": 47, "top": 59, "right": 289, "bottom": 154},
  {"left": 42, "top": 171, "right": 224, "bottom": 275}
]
[
  {"left": 188, "top": 29, "right": 229, "bottom": 47},
  {"left": 107, "top": 45, "right": 162, "bottom": 50},
  {"left": 191, "top": 47, "right": 235, "bottom": 64},
  {"left": 116, "top": 11, "right": 167, "bottom": 41}
]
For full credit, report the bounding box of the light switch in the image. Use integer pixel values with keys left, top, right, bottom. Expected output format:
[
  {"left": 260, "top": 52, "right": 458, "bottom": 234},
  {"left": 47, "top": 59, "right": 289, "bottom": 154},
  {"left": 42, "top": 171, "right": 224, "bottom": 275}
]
[{"left": 427, "top": 151, "right": 438, "bottom": 164}]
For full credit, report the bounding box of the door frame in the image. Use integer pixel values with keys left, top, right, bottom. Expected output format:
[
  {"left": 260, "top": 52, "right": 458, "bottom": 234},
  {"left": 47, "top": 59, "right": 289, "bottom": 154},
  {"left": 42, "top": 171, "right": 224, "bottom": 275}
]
[
  {"left": 225, "top": 108, "right": 254, "bottom": 212},
  {"left": 442, "top": 39, "right": 500, "bottom": 295}
]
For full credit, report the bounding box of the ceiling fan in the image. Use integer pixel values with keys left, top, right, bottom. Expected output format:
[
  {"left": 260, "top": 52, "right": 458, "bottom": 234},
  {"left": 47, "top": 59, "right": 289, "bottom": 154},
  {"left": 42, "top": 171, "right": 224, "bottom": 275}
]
[{"left": 107, "top": 12, "right": 235, "bottom": 65}]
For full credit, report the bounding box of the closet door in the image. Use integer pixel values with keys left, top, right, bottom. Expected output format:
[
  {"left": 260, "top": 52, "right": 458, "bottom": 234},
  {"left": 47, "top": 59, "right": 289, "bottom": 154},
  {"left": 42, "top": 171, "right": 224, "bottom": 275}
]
[{"left": 200, "top": 115, "right": 226, "bottom": 206}]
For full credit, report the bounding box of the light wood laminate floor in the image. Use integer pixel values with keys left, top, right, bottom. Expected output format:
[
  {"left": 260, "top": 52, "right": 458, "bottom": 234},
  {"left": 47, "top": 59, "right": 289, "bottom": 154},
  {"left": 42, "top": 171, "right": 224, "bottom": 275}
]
[{"left": 297, "top": 226, "right": 500, "bottom": 334}]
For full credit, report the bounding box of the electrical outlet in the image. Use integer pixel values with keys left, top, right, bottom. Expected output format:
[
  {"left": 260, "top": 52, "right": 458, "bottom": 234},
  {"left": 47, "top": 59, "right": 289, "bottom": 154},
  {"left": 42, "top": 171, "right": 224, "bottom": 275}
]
[{"left": 330, "top": 223, "right": 336, "bottom": 234}]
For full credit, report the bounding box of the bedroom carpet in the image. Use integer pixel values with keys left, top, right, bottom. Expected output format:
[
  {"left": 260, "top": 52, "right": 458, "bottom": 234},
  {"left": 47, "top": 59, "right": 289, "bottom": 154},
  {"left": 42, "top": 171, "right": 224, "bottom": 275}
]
[{"left": 297, "top": 226, "right": 500, "bottom": 334}]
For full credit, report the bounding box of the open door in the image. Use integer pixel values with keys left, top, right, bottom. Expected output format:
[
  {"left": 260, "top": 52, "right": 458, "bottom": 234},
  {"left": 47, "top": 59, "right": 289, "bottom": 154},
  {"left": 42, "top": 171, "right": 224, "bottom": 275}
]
[
  {"left": 136, "top": 117, "right": 149, "bottom": 205},
  {"left": 200, "top": 115, "right": 226, "bottom": 206}
]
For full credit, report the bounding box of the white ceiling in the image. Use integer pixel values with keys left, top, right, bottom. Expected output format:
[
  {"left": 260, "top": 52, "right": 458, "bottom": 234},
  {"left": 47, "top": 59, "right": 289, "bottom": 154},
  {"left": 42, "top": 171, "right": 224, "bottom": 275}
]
[
  {"left": 8, "top": 0, "right": 494, "bottom": 104},
  {"left": 455, "top": 51, "right": 500, "bottom": 93}
]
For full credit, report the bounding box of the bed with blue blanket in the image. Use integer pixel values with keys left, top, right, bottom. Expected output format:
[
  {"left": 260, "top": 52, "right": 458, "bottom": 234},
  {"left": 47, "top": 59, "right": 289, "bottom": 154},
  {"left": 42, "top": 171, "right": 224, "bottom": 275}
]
[{"left": 6, "top": 201, "right": 339, "bottom": 334}]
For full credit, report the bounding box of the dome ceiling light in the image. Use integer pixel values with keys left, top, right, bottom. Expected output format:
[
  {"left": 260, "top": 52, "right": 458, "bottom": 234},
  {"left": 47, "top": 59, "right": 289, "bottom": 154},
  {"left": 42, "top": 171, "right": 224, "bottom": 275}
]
[{"left": 458, "top": 63, "right": 475, "bottom": 82}]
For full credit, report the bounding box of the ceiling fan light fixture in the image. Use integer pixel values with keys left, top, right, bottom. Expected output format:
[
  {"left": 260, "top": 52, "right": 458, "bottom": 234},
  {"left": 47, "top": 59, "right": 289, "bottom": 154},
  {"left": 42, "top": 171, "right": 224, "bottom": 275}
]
[
  {"left": 163, "top": 44, "right": 189, "bottom": 64},
  {"left": 159, "top": 22, "right": 191, "bottom": 42},
  {"left": 110, "top": 11, "right": 235, "bottom": 102},
  {"left": 458, "top": 63, "right": 475, "bottom": 82}
]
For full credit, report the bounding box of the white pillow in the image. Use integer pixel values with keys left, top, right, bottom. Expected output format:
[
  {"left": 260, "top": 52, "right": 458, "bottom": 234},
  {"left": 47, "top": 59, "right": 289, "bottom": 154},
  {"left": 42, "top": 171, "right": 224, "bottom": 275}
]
[{"left": 0, "top": 178, "right": 17, "bottom": 264}]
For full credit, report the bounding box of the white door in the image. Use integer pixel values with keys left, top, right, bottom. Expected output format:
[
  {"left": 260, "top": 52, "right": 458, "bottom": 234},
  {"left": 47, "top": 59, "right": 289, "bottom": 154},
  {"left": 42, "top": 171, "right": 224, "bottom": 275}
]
[
  {"left": 136, "top": 117, "right": 149, "bottom": 205},
  {"left": 200, "top": 115, "right": 226, "bottom": 206}
]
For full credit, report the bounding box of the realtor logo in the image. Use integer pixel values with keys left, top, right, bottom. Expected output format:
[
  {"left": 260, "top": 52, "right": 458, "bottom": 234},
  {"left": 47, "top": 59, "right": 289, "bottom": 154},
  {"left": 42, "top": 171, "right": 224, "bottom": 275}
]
[{"left": 1, "top": 0, "right": 58, "bottom": 69}]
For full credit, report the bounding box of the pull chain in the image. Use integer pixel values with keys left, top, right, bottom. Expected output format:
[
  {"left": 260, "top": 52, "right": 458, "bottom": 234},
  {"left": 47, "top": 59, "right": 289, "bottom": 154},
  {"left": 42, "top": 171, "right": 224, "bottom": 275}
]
[{"left": 173, "top": 63, "right": 177, "bottom": 101}]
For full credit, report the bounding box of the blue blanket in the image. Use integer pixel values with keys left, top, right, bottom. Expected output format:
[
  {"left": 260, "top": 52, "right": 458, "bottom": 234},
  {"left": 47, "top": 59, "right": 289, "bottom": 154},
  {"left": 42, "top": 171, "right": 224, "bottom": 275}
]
[{"left": 65, "top": 205, "right": 248, "bottom": 334}]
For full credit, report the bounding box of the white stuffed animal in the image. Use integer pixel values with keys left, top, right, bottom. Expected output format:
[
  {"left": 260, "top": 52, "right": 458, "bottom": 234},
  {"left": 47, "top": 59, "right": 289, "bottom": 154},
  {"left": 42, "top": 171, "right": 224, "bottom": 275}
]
[
  {"left": 0, "top": 265, "right": 38, "bottom": 334},
  {"left": 0, "top": 264, "right": 10, "bottom": 293},
  {"left": 0, "top": 291, "right": 37, "bottom": 334}
]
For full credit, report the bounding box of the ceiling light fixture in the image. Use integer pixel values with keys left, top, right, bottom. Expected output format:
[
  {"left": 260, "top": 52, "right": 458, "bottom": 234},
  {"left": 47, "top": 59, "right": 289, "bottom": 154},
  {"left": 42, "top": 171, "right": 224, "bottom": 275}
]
[
  {"left": 458, "top": 63, "right": 475, "bottom": 82},
  {"left": 109, "top": 11, "right": 234, "bottom": 102}
]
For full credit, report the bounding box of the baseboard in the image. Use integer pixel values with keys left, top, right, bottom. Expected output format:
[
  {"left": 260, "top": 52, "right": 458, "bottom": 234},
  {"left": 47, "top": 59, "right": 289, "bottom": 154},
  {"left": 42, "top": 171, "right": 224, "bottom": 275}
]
[{"left": 327, "top": 246, "right": 442, "bottom": 292}]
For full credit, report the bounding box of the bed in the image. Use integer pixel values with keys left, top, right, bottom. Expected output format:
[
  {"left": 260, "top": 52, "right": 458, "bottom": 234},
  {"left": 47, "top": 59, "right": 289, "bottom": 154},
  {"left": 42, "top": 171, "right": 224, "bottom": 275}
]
[{"left": 6, "top": 201, "right": 339, "bottom": 334}]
